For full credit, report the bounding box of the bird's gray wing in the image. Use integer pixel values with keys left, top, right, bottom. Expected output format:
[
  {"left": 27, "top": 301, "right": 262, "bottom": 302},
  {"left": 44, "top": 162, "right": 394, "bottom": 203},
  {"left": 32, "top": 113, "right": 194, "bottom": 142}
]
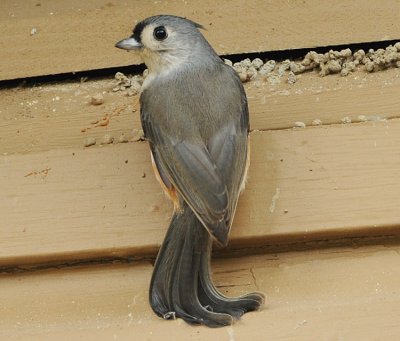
[
  {"left": 142, "top": 107, "right": 229, "bottom": 244},
  {"left": 207, "top": 121, "right": 248, "bottom": 229},
  {"left": 206, "top": 63, "right": 250, "bottom": 230}
]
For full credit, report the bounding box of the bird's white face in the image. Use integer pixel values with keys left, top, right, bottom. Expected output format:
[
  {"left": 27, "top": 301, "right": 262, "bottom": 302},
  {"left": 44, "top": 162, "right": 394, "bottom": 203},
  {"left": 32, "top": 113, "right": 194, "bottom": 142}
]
[
  {"left": 138, "top": 23, "right": 186, "bottom": 75},
  {"left": 139, "top": 24, "right": 172, "bottom": 52}
]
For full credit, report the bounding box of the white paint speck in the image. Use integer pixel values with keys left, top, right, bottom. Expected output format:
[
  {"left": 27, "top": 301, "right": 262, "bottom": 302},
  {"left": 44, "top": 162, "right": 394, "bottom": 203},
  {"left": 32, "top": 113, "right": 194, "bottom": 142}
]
[
  {"left": 227, "top": 326, "right": 235, "bottom": 341},
  {"left": 295, "top": 319, "right": 308, "bottom": 329},
  {"left": 269, "top": 188, "right": 281, "bottom": 213},
  {"left": 294, "top": 121, "right": 306, "bottom": 128}
]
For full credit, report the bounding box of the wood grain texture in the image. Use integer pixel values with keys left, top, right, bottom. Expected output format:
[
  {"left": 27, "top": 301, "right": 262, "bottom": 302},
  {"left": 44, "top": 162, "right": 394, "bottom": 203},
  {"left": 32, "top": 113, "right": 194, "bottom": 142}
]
[
  {"left": 2, "top": 119, "right": 400, "bottom": 266},
  {"left": 2, "top": 2, "right": 399, "bottom": 337},
  {"left": 1, "top": 0, "right": 400, "bottom": 80},
  {"left": 2, "top": 243, "right": 400, "bottom": 340},
  {"left": 1, "top": 68, "right": 400, "bottom": 156}
]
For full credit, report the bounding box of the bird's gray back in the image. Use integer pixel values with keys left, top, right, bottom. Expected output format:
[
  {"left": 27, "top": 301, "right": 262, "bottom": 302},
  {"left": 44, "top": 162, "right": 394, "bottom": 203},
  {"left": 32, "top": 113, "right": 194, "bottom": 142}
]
[{"left": 141, "top": 61, "right": 248, "bottom": 143}]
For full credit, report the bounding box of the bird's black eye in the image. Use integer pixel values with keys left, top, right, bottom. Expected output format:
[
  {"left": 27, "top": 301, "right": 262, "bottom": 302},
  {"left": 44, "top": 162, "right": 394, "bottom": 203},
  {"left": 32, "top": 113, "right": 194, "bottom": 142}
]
[{"left": 153, "top": 26, "right": 167, "bottom": 41}]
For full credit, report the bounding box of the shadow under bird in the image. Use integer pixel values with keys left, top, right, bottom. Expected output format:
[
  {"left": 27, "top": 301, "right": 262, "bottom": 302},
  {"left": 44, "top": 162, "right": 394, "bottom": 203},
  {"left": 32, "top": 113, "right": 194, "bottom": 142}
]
[{"left": 116, "top": 14, "right": 265, "bottom": 327}]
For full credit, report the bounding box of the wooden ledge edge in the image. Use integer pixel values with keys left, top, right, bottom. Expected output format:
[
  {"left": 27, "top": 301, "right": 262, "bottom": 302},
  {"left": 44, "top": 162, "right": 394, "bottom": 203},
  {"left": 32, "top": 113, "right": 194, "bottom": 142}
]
[{"left": 2, "top": 224, "right": 400, "bottom": 272}]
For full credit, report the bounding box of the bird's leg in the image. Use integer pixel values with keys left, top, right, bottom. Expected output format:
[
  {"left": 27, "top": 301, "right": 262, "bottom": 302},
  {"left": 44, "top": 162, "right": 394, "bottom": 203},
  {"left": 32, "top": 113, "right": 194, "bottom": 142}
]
[{"left": 149, "top": 202, "right": 264, "bottom": 327}]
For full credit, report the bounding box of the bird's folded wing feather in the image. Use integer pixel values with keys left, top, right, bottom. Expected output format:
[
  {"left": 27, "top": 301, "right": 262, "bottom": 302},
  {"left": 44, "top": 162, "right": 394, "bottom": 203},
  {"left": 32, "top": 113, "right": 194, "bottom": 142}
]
[{"left": 143, "top": 116, "right": 229, "bottom": 243}]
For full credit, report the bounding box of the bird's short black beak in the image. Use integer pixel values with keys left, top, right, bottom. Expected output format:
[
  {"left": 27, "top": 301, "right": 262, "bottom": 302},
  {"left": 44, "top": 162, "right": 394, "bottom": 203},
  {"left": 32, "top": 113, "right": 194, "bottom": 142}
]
[{"left": 115, "top": 37, "right": 143, "bottom": 50}]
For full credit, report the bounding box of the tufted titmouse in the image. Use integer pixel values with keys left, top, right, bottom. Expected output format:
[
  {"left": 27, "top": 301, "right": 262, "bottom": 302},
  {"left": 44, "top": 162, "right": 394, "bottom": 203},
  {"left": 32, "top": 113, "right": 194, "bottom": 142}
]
[{"left": 116, "top": 15, "right": 264, "bottom": 327}]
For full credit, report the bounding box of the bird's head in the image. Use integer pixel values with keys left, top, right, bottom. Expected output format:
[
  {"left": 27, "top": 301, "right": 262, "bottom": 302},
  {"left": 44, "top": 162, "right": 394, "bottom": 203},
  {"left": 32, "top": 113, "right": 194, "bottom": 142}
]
[{"left": 115, "top": 15, "right": 216, "bottom": 75}]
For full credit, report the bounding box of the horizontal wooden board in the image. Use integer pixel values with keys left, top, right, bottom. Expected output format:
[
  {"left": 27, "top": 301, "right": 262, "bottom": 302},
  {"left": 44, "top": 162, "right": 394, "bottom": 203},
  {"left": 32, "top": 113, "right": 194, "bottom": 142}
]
[
  {"left": 1, "top": 67, "right": 400, "bottom": 156},
  {"left": 2, "top": 119, "right": 400, "bottom": 266},
  {"left": 1, "top": 0, "right": 400, "bottom": 80},
  {"left": 2, "top": 243, "right": 400, "bottom": 340}
]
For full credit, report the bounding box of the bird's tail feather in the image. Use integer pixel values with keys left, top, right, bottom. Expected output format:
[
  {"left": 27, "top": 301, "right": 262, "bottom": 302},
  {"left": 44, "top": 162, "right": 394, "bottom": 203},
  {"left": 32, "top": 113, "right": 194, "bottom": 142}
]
[{"left": 149, "top": 202, "right": 265, "bottom": 327}]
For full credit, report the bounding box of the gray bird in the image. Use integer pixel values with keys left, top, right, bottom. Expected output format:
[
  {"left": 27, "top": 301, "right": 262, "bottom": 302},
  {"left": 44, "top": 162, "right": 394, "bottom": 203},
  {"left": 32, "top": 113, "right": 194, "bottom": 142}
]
[{"left": 116, "top": 15, "right": 264, "bottom": 327}]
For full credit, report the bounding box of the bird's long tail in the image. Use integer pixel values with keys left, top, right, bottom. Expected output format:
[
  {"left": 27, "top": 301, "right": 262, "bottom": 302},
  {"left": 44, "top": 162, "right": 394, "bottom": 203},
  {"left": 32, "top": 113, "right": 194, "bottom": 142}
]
[{"left": 149, "top": 201, "right": 265, "bottom": 327}]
